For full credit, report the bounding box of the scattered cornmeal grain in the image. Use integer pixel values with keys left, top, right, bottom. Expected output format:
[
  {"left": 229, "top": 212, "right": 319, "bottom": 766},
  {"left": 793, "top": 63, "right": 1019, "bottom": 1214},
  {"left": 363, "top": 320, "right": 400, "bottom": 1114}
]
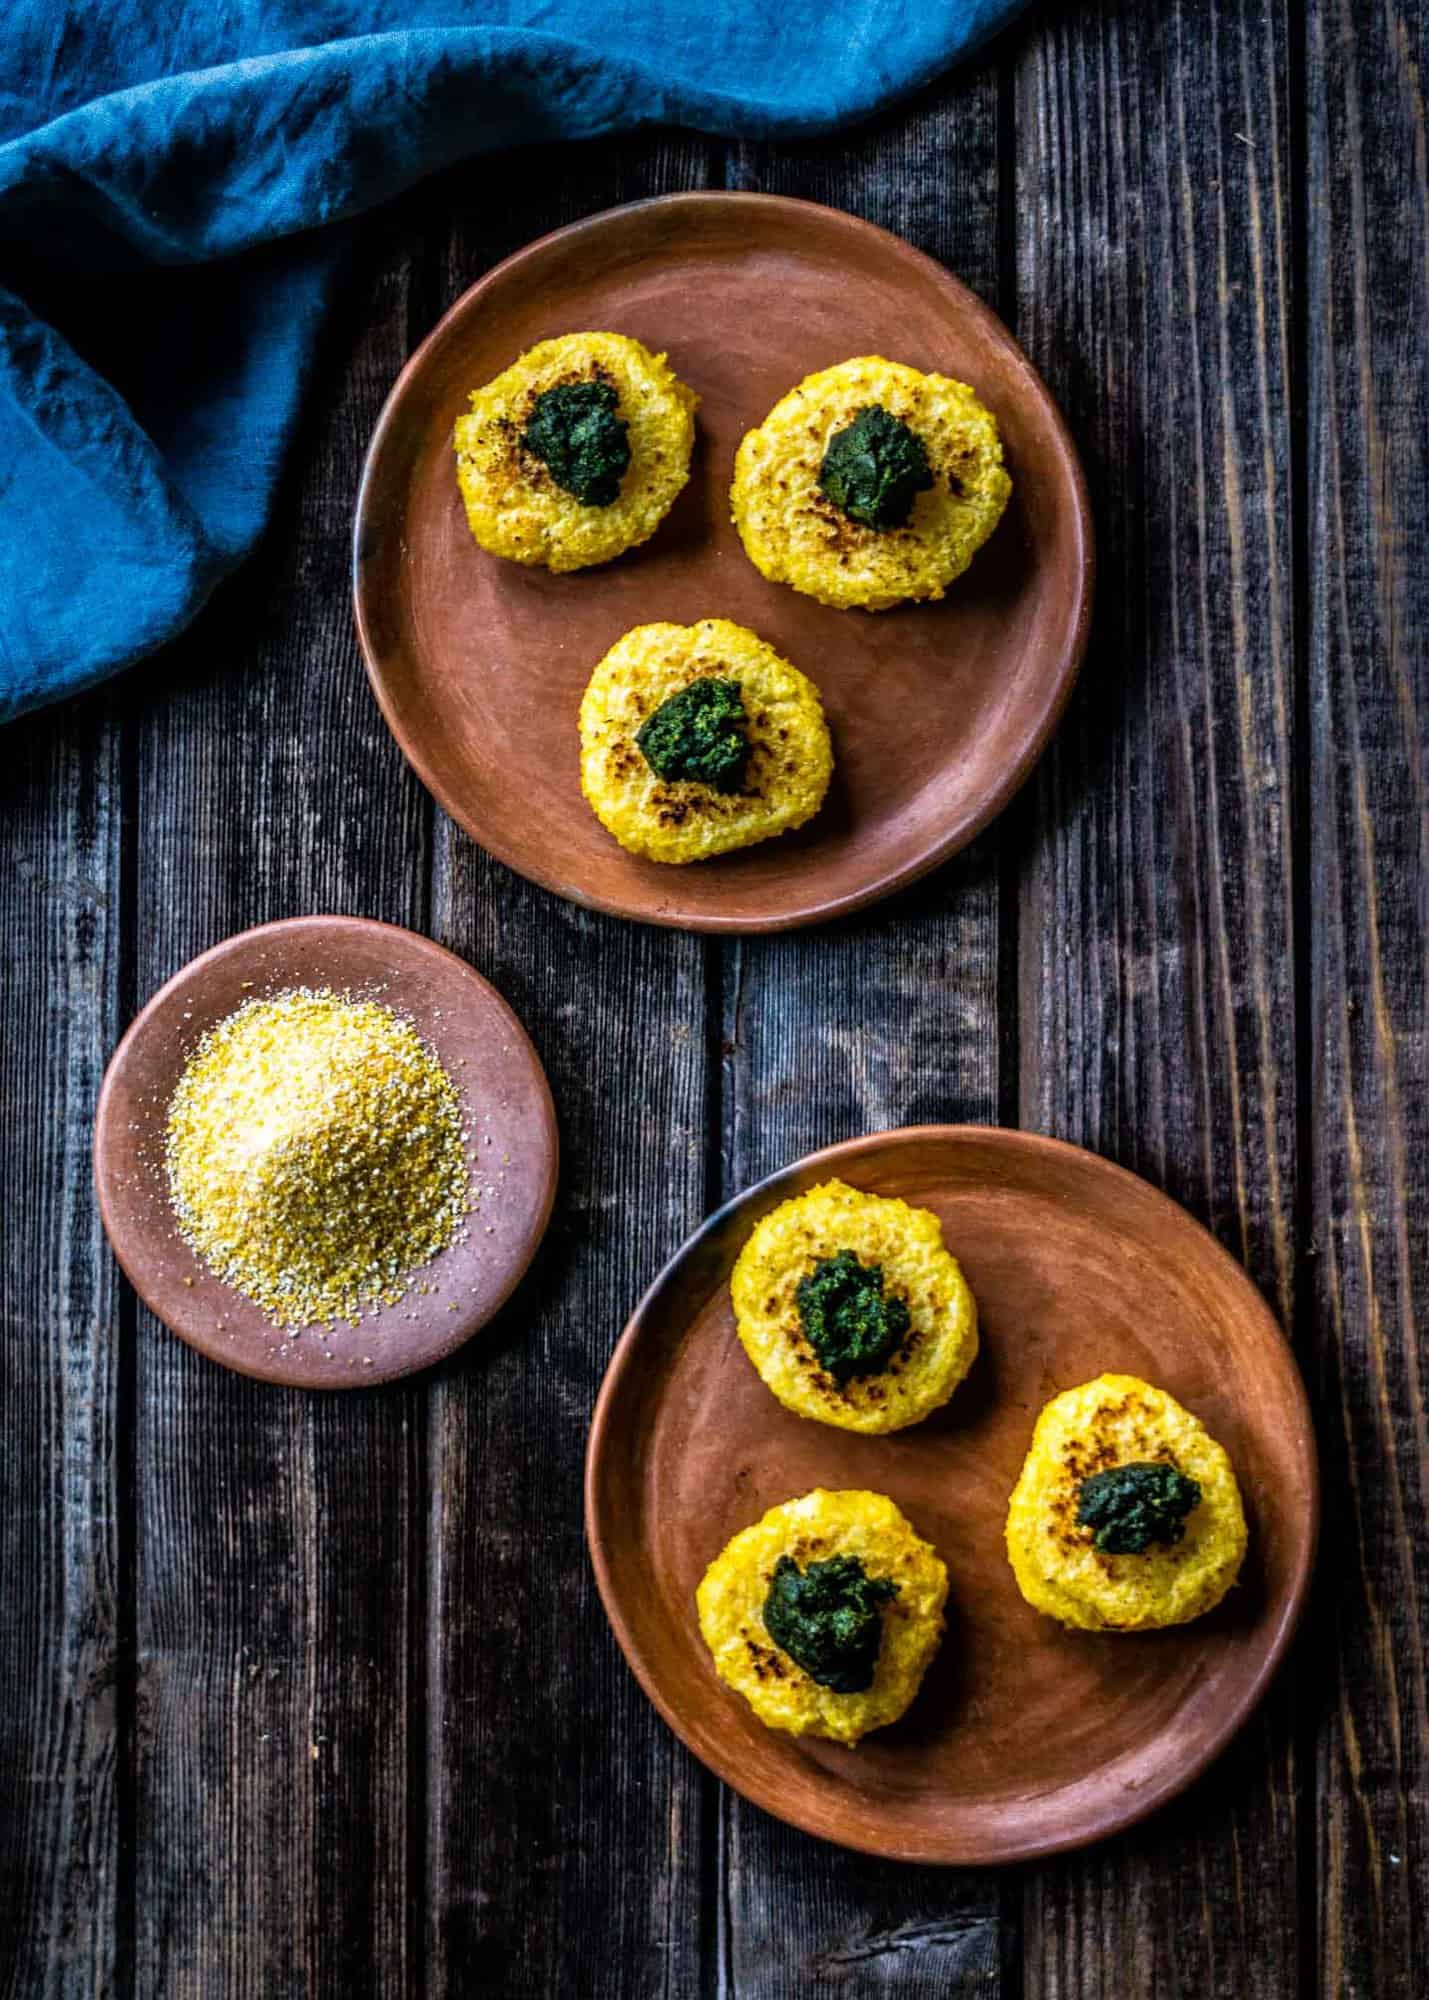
[{"left": 165, "top": 989, "right": 472, "bottom": 1330}]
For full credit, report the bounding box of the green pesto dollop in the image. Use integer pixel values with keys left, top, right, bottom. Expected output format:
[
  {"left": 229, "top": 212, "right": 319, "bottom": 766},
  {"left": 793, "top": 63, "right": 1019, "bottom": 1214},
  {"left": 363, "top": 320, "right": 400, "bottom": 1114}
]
[
  {"left": 1075, "top": 1461, "right": 1203, "bottom": 1555},
  {"left": 762, "top": 1553, "right": 899, "bottom": 1693},
  {"left": 635, "top": 677, "right": 749, "bottom": 792},
  {"left": 795, "top": 1248, "right": 910, "bottom": 1383},
  {"left": 818, "top": 404, "right": 934, "bottom": 530},
  {"left": 522, "top": 379, "right": 631, "bottom": 505}
]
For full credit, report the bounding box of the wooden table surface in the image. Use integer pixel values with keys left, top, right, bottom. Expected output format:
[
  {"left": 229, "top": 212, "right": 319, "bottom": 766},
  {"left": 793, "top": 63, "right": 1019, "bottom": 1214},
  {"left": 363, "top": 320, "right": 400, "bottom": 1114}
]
[{"left": 4, "top": 1, "right": 1425, "bottom": 1994}]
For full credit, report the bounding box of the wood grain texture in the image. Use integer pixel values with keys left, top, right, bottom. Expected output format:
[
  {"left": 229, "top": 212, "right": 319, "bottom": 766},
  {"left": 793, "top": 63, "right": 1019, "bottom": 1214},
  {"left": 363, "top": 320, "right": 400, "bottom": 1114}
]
[
  {"left": 716, "top": 69, "right": 1009, "bottom": 1998},
  {"left": 714, "top": 900, "right": 1008, "bottom": 2000},
  {"left": 1306, "top": 0, "right": 1429, "bottom": 1992},
  {"left": 3, "top": 0, "right": 1428, "bottom": 1990},
  {"left": 124, "top": 219, "right": 433, "bottom": 2000},
  {"left": 1012, "top": 1, "right": 1303, "bottom": 1996},
  {"left": 423, "top": 134, "right": 717, "bottom": 2000},
  {"left": 0, "top": 693, "right": 124, "bottom": 2000}
]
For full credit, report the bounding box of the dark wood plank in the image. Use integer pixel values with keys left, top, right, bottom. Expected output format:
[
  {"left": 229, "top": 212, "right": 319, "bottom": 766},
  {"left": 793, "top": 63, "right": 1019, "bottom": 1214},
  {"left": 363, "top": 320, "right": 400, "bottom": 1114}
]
[
  {"left": 5, "top": 16, "right": 1426, "bottom": 1994},
  {"left": 717, "top": 871, "right": 1009, "bottom": 2000},
  {"left": 718, "top": 73, "right": 1011, "bottom": 1999},
  {"left": 1306, "top": 0, "right": 1429, "bottom": 1991},
  {"left": 423, "top": 133, "right": 716, "bottom": 2000},
  {"left": 124, "top": 215, "right": 434, "bottom": 1999},
  {"left": 1013, "top": 1, "right": 1302, "bottom": 1994},
  {"left": 0, "top": 693, "right": 124, "bottom": 1999}
]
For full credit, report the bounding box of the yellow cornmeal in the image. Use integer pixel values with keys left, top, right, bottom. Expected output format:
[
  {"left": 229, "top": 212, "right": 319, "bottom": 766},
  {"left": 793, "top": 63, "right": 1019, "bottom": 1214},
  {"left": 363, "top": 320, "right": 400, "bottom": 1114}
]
[
  {"left": 1005, "top": 1375, "right": 1248, "bottom": 1631},
  {"left": 696, "top": 1490, "right": 948, "bottom": 1745},
  {"left": 731, "top": 356, "right": 1011, "bottom": 610},
  {"left": 165, "top": 989, "right": 471, "bottom": 1330}
]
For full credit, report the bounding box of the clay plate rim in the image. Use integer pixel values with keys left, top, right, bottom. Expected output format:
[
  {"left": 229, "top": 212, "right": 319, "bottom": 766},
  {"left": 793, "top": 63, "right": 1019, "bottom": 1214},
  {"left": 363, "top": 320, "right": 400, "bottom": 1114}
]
[
  {"left": 584, "top": 1125, "right": 1319, "bottom": 1864},
  {"left": 353, "top": 191, "right": 1094, "bottom": 933},
  {"left": 93, "top": 915, "right": 559, "bottom": 1389}
]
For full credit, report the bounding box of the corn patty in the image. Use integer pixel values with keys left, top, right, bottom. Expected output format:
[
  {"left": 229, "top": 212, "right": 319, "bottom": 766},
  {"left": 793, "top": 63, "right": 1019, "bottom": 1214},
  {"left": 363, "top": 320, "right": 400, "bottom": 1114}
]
[
  {"left": 454, "top": 332, "right": 697, "bottom": 571},
  {"left": 731, "top": 355, "right": 1011, "bottom": 610},
  {"left": 696, "top": 1489, "right": 948, "bottom": 1744},
  {"left": 730, "top": 1179, "right": 978, "bottom": 1433},
  {"left": 578, "top": 619, "right": 833, "bottom": 864},
  {"left": 1006, "top": 1374, "right": 1248, "bottom": 1631}
]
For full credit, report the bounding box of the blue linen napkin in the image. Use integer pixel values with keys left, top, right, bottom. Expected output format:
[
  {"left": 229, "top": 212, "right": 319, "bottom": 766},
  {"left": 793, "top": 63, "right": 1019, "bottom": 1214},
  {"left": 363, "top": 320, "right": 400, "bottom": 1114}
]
[{"left": 0, "top": 2, "right": 1021, "bottom": 722}]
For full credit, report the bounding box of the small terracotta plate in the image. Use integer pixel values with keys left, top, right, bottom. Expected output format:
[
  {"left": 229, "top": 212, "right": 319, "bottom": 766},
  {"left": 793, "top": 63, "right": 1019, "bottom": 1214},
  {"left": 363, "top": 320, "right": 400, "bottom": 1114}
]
[
  {"left": 94, "top": 917, "right": 558, "bottom": 1389},
  {"left": 585, "top": 1127, "right": 1317, "bottom": 1863},
  {"left": 355, "top": 193, "right": 1093, "bottom": 932}
]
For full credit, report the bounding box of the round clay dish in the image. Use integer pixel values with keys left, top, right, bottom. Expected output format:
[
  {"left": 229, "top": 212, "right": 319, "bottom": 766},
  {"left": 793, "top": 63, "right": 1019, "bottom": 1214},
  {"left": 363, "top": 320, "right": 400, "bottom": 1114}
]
[
  {"left": 354, "top": 193, "right": 1092, "bottom": 932},
  {"left": 94, "top": 917, "right": 557, "bottom": 1388},
  {"left": 585, "top": 1127, "right": 1317, "bottom": 1863}
]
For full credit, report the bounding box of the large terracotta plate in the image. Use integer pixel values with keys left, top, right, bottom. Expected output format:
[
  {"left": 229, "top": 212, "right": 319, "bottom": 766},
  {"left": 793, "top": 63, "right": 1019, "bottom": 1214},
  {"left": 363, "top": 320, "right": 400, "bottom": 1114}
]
[
  {"left": 95, "top": 917, "right": 557, "bottom": 1389},
  {"left": 355, "top": 193, "right": 1092, "bottom": 932},
  {"left": 585, "top": 1128, "right": 1317, "bottom": 1862}
]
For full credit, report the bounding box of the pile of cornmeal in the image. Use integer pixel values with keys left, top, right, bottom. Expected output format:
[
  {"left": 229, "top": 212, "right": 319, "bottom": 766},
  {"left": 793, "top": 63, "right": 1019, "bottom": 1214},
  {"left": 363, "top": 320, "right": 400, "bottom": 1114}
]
[{"left": 165, "top": 988, "right": 470, "bottom": 1329}]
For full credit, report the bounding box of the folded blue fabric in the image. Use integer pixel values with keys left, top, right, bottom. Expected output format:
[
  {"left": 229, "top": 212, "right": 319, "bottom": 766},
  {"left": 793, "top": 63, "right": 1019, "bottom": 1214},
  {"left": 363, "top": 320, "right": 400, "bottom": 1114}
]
[{"left": 0, "top": 3, "right": 1021, "bottom": 721}]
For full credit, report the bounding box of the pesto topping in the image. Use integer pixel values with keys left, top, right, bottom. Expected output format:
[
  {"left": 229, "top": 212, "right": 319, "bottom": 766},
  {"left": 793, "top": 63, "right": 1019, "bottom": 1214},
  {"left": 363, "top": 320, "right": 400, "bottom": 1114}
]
[
  {"left": 796, "top": 1248, "right": 910, "bottom": 1382},
  {"left": 522, "top": 379, "right": 631, "bottom": 505},
  {"left": 762, "top": 1553, "right": 899, "bottom": 1693},
  {"left": 1075, "top": 1461, "right": 1202, "bottom": 1555},
  {"left": 635, "top": 677, "right": 749, "bottom": 792},
  {"left": 818, "top": 403, "right": 934, "bottom": 530}
]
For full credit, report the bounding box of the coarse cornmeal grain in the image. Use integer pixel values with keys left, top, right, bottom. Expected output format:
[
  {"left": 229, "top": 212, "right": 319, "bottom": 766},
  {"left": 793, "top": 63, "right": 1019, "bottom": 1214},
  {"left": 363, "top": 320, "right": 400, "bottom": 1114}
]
[
  {"left": 165, "top": 989, "right": 471, "bottom": 1330},
  {"left": 454, "top": 332, "right": 697, "bottom": 571},
  {"left": 1005, "top": 1374, "right": 1248, "bottom": 1631},
  {"left": 731, "top": 356, "right": 1011, "bottom": 610},
  {"left": 696, "top": 1489, "right": 947, "bottom": 1745},
  {"left": 579, "top": 618, "right": 833, "bottom": 863},
  {"left": 730, "top": 1179, "right": 977, "bottom": 1433}
]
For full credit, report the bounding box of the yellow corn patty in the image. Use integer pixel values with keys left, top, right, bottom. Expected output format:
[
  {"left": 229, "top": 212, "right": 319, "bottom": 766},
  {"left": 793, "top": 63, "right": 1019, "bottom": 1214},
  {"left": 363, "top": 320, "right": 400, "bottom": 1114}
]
[
  {"left": 1006, "top": 1374, "right": 1248, "bottom": 1631},
  {"left": 731, "top": 355, "right": 1011, "bottom": 610},
  {"left": 453, "top": 332, "right": 697, "bottom": 571},
  {"left": 578, "top": 619, "right": 833, "bottom": 864},
  {"left": 696, "top": 1489, "right": 948, "bottom": 1745},
  {"left": 730, "top": 1179, "right": 977, "bottom": 1433}
]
